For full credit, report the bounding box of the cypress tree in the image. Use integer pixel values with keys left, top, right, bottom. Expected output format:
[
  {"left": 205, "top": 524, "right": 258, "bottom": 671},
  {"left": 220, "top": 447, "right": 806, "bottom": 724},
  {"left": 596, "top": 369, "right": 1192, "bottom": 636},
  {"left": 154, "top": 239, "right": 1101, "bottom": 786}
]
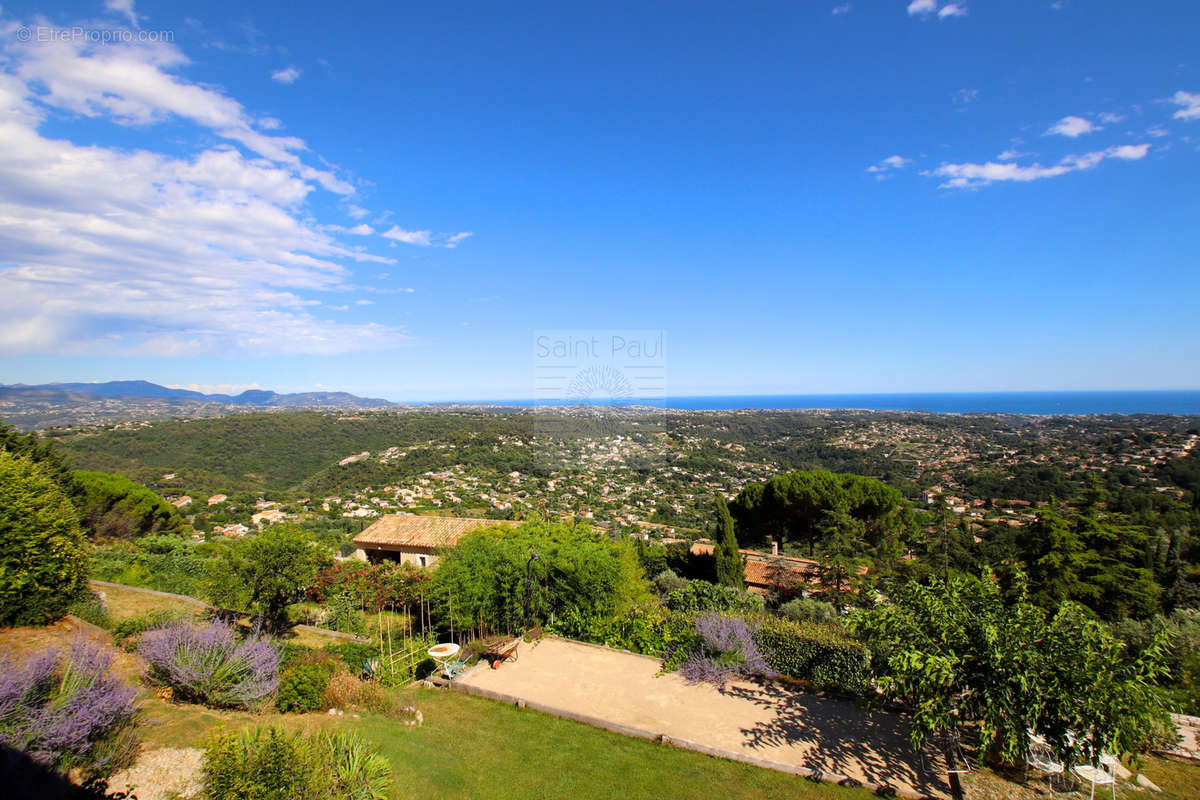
[{"left": 714, "top": 495, "right": 744, "bottom": 588}]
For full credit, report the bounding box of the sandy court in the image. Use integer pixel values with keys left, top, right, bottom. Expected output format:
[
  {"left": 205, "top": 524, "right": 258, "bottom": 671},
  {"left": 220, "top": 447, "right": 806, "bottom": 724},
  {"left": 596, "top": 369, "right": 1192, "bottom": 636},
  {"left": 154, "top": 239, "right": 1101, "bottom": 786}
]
[{"left": 457, "top": 636, "right": 950, "bottom": 799}]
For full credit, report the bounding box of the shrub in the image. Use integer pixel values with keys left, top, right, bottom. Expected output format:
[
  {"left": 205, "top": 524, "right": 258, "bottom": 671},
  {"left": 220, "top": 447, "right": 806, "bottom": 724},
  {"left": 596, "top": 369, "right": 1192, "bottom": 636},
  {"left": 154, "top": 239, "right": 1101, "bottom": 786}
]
[
  {"left": 664, "top": 580, "right": 764, "bottom": 616},
  {"left": 778, "top": 597, "right": 839, "bottom": 626},
  {"left": 550, "top": 607, "right": 700, "bottom": 665},
  {"left": 277, "top": 654, "right": 337, "bottom": 713},
  {"left": 432, "top": 521, "right": 652, "bottom": 633},
  {"left": 68, "top": 592, "right": 113, "bottom": 630},
  {"left": 652, "top": 569, "right": 689, "bottom": 596},
  {"left": 327, "top": 594, "right": 367, "bottom": 636},
  {"left": 0, "top": 637, "right": 139, "bottom": 780},
  {"left": 754, "top": 616, "right": 870, "bottom": 694},
  {"left": 323, "top": 642, "right": 379, "bottom": 675},
  {"left": 0, "top": 450, "right": 88, "bottom": 626},
  {"left": 680, "top": 613, "right": 774, "bottom": 687},
  {"left": 139, "top": 620, "right": 280, "bottom": 709},
  {"left": 322, "top": 672, "right": 404, "bottom": 716},
  {"left": 202, "top": 726, "right": 391, "bottom": 800},
  {"left": 109, "top": 609, "right": 191, "bottom": 648}
]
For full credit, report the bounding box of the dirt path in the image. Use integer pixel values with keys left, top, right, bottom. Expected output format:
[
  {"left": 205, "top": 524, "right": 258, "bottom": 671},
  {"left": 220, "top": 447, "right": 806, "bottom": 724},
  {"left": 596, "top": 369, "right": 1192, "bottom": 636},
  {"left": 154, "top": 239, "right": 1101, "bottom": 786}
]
[{"left": 457, "top": 636, "right": 950, "bottom": 799}]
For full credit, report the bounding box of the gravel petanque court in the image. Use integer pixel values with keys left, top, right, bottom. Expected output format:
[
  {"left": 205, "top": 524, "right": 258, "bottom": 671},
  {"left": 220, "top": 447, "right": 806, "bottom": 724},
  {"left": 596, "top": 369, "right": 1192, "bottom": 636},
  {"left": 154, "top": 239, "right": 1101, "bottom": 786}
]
[{"left": 456, "top": 636, "right": 951, "bottom": 800}]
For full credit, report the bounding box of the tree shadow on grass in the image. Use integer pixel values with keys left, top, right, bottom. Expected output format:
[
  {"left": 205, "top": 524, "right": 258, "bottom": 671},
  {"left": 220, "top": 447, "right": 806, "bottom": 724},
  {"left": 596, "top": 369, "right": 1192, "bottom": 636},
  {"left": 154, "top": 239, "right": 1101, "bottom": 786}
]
[{"left": 719, "top": 680, "right": 951, "bottom": 800}]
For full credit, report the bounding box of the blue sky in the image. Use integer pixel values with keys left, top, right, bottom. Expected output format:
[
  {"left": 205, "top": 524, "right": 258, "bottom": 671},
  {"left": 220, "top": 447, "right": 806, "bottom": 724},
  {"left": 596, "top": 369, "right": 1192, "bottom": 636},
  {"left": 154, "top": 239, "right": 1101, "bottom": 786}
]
[{"left": 0, "top": 0, "right": 1197, "bottom": 401}]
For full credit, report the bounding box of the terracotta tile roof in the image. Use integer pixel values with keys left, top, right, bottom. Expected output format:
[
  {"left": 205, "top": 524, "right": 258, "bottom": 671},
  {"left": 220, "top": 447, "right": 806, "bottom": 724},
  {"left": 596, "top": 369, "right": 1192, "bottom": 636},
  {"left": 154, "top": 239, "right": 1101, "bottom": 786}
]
[
  {"left": 690, "top": 541, "right": 826, "bottom": 589},
  {"left": 353, "top": 515, "right": 518, "bottom": 550}
]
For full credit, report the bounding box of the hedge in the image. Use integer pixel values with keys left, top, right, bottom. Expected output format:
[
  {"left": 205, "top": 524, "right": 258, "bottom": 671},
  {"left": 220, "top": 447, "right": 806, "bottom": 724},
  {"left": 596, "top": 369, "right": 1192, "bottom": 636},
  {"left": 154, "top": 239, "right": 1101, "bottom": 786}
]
[{"left": 753, "top": 617, "right": 871, "bottom": 695}]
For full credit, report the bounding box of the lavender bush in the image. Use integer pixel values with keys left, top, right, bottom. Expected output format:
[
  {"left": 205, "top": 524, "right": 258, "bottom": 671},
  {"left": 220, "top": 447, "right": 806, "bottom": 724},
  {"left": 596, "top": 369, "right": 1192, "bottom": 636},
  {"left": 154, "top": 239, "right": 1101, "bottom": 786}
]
[
  {"left": 0, "top": 637, "right": 140, "bottom": 779},
  {"left": 680, "top": 613, "right": 775, "bottom": 688},
  {"left": 138, "top": 619, "right": 281, "bottom": 709}
]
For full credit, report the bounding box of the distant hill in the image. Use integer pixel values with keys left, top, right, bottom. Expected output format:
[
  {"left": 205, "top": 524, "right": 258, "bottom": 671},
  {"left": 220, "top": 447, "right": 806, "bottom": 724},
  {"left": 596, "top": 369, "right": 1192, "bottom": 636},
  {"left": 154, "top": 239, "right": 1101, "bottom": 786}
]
[{"left": 0, "top": 380, "right": 393, "bottom": 412}]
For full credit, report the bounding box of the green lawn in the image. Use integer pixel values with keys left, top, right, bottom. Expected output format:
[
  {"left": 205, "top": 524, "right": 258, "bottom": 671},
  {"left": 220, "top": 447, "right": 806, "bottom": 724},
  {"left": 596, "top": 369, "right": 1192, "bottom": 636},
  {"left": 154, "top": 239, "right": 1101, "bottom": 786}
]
[
  {"left": 137, "top": 686, "right": 877, "bottom": 800},
  {"left": 349, "top": 689, "right": 880, "bottom": 800}
]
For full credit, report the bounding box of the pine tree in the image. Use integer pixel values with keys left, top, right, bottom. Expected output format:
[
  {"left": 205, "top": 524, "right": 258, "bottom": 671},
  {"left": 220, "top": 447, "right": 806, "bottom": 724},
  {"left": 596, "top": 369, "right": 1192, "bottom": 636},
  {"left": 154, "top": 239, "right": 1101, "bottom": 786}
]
[{"left": 714, "top": 495, "right": 744, "bottom": 588}]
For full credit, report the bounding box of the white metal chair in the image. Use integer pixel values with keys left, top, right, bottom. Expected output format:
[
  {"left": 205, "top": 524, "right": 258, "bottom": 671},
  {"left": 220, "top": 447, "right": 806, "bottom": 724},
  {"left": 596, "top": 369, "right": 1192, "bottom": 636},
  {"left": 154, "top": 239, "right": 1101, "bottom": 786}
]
[
  {"left": 1072, "top": 755, "right": 1116, "bottom": 800},
  {"left": 1025, "top": 734, "right": 1065, "bottom": 796}
]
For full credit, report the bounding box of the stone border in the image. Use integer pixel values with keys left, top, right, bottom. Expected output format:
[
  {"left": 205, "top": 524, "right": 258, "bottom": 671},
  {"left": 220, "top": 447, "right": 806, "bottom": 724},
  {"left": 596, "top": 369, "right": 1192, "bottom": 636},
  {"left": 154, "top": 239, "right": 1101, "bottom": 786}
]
[
  {"left": 452, "top": 637, "right": 937, "bottom": 800},
  {"left": 87, "top": 579, "right": 370, "bottom": 643}
]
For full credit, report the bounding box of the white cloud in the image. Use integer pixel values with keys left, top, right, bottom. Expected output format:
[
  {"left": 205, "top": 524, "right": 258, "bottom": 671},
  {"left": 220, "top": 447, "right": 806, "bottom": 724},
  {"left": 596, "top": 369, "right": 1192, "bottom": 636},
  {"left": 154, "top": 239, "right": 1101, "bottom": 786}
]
[
  {"left": 104, "top": 0, "right": 139, "bottom": 28},
  {"left": 10, "top": 32, "right": 352, "bottom": 193},
  {"left": 1146, "top": 125, "right": 1169, "bottom": 138},
  {"left": 346, "top": 204, "right": 369, "bottom": 219},
  {"left": 866, "top": 155, "right": 912, "bottom": 176},
  {"left": 1097, "top": 112, "right": 1125, "bottom": 124},
  {"left": 347, "top": 223, "right": 374, "bottom": 235},
  {"left": 445, "top": 231, "right": 473, "bottom": 248},
  {"left": 1045, "top": 115, "right": 1099, "bottom": 138},
  {"left": 355, "top": 299, "right": 373, "bottom": 305},
  {"left": 996, "top": 149, "right": 1021, "bottom": 161},
  {"left": 832, "top": 4, "right": 852, "bottom": 15},
  {"left": 271, "top": 66, "right": 301, "bottom": 85},
  {"left": 381, "top": 226, "right": 433, "bottom": 246},
  {"left": 1169, "top": 90, "right": 1200, "bottom": 121},
  {"left": 0, "top": 22, "right": 415, "bottom": 357},
  {"left": 907, "top": 0, "right": 937, "bottom": 14},
  {"left": 928, "top": 144, "right": 1149, "bottom": 188},
  {"left": 938, "top": 4, "right": 968, "bottom": 18},
  {"left": 953, "top": 88, "right": 979, "bottom": 105}
]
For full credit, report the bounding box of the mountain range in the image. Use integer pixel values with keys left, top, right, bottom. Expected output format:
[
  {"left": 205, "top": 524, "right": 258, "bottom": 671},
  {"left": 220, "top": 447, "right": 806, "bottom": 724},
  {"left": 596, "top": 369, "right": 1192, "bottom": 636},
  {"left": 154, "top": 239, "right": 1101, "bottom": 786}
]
[{"left": 0, "top": 380, "right": 393, "bottom": 408}]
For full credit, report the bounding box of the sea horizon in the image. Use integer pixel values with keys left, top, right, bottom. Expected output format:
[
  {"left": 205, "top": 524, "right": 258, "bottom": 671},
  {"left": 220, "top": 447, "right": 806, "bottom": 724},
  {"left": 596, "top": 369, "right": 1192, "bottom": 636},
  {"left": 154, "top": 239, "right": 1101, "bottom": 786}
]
[{"left": 422, "top": 390, "right": 1200, "bottom": 416}]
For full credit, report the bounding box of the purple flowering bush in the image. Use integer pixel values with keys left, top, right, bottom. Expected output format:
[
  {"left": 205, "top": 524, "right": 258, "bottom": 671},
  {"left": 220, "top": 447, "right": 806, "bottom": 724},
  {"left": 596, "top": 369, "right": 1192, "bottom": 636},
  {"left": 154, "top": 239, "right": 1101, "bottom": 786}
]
[
  {"left": 138, "top": 619, "right": 281, "bottom": 709},
  {"left": 680, "top": 613, "right": 775, "bottom": 688},
  {"left": 0, "top": 637, "right": 140, "bottom": 779}
]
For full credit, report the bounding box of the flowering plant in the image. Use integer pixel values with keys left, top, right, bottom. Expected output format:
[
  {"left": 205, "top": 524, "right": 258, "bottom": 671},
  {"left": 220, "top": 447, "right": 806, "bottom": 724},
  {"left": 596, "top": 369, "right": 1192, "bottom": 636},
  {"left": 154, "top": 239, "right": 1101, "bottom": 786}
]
[
  {"left": 139, "top": 619, "right": 280, "bottom": 709},
  {"left": 0, "top": 636, "right": 140, "bottom": 779}
]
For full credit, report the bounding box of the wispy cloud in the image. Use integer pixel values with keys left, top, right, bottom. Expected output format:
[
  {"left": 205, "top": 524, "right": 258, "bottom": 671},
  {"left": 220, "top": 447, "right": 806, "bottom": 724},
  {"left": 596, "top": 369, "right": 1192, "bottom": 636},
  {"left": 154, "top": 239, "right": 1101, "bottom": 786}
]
[
  {"left": 270, "top": 66, "right": 301, "bottom": 85},
  {"left": 953, "top": 88, "right": 980, "bottom": 105},
  {"left": 831, "top": 4, "right": 852, "bottom": 15},
  {"left": 0, "top": 17, "right": 416, "bottom": 357},
  {"left": 907, "top": 1, "right": 965, "bottom": 18},
  {"left": 928, "top": 144, "right": 1150, "bottom": 189},
  {"left": 346, "top": 204, "right": 370, "bottom": 219},
  {"left": 104, "top": 0, "right": 140, "bottom": 28},
  {"left": 1169, "top": 90, "right": 1200, "bottom": 121},
  {"left": 1045, "top": 115, "right": 1099, "bottom": 138},
  {"left": 445, "top": 231, "right": 474, "bottom": 248},
  {"left": 867, "top": 155, "right": 912, "bottom": 178},
  {"left": 381, "top": 226, "right": 433, "bottom": 246}
]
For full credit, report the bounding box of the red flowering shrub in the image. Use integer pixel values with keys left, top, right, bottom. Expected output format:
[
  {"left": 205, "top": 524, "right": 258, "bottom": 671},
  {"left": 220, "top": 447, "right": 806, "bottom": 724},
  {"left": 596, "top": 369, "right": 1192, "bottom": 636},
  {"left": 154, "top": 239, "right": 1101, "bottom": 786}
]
[{"left": 308, "top": 562, "right": 430, "bottom": 612}]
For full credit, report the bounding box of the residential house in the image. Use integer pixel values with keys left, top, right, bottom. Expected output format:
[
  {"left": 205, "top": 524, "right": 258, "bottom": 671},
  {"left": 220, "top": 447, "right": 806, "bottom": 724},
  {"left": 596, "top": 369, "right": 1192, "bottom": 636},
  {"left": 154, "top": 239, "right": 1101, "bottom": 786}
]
[{"left": 353, "top": 515, "right": 519, "bottom": 568}]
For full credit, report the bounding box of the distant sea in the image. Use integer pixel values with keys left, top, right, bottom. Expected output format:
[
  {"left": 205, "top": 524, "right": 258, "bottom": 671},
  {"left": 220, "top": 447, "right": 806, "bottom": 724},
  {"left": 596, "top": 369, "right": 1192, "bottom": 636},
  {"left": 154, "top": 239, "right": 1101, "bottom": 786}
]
[{"left": 454, "top": 391, "right": 1200, "bottom": 416}]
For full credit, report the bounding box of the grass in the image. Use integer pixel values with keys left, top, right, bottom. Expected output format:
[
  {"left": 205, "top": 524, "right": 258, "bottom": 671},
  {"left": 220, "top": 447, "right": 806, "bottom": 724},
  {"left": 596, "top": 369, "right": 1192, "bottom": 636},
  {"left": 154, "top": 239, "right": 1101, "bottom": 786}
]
[
  {"left": 92, "top": 580, "right": 204, "bottom": 621},
  {"left": 134, "top": 685, "right": 880, "bottom": 800},
  {"left": 353, "top": 688, "right": 880, "bottom": 800}
]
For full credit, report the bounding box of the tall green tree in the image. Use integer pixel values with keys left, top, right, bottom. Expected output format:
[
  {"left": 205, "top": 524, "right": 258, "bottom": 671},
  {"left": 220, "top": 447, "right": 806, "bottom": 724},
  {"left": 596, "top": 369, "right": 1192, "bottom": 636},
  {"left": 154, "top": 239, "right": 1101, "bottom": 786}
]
[
  {"left": 851, "top": 572, "right": 1172, "bottom": 767},
  {"left": 816, "top": 507, "right": 867, "bottom": 609},
  {"left": 0, "top": 450, "right": 88, "bottom": 625},
  {"left": 221, "top": 525, "right": 325, "bottom": 629},
  {"left": 713, "top": 495, "right": 744, "bottom": 588}
]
